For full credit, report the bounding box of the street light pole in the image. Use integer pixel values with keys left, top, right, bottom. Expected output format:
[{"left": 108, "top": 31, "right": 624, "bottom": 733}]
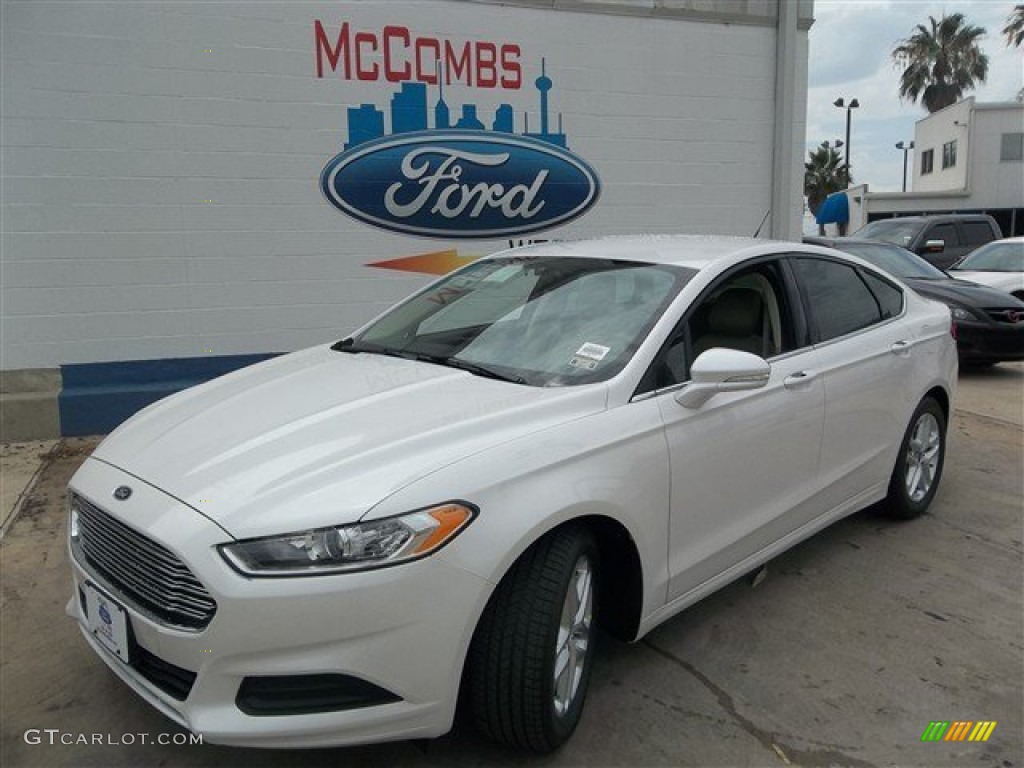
[
  {"left": 834, "top": 97, "right": 859, "bottom": 188},
  {"left": 895, "top": 140, "right": 915, "bottom": 192}
]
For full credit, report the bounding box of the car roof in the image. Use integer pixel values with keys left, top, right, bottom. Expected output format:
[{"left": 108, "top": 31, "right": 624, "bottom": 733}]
[
  {"left": 865, "top": 214, "right": 992, "bottom": 224},
  {"left": 804, "top": 235, "right": 916, "bottom": 253},
  {"left": 494, "top": 235, "right": 796, "bottom": 270}
]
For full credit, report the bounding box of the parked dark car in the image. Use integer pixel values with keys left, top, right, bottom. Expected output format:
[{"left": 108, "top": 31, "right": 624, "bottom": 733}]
[
  {"left": 806, "top": 236, "right": 1024, "bottom": 366},
  {"left": 851, "top": 214, "right": 1002, "bottom": 270}
]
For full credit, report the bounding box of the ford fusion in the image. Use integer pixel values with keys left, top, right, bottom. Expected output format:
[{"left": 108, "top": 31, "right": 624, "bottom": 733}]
[{"left": 67, "top": 236, "right": 957, "bottom": 752}]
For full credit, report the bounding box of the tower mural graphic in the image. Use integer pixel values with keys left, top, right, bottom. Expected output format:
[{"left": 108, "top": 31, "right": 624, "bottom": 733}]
[{"left": 344, "top": 59, "right": 568, "bottom": 151}]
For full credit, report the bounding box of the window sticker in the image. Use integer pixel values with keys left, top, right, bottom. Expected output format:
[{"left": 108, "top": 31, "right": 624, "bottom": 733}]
[
  {"left": 569, "top": 342, "right": 610, "bottom": 370},
  {"left": 575, "top": 342, "right": 610, "bottom": 362}
]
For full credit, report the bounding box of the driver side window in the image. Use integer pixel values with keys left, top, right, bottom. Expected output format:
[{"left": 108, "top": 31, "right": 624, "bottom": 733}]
[{"left": 657, "top": 261, "right": 797, "bottom": 389}]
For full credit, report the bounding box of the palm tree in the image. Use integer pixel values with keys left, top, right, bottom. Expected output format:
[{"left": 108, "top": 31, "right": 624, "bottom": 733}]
[
  {"left": 892, "top": 13, "right": 989, "bottom": 113},
  {"left": 804, "top": 142, "right": 847, "bottom": 234},
  {"left": 1004, "top": 5, "right": 1024, "bottom": 47}
]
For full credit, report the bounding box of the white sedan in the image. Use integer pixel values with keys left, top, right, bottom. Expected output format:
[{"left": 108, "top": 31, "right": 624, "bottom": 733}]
[
  {"left": 949, "top": 237, "right": 1024, "bottom": 300},
  {"left": 67, "top": 236, "right": 957, "bottom": 752}
]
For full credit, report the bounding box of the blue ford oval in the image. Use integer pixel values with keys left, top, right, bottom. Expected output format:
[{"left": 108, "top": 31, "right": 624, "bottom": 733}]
[{"left": 320, "top": 131, "right": 601, "bottom": 239}]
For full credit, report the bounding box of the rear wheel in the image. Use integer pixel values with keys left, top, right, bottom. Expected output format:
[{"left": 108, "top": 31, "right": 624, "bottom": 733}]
[
  {"left": 884, "top": 397, "right": 946, "bottom": 519},
  {"left": 467, "top": 525, "right": 598, "bottom": 753}
]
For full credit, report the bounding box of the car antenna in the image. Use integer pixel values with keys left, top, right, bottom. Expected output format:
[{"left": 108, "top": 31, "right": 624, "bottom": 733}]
[{"left": 753, "top": 209, "right": 770, "bottom": 238}]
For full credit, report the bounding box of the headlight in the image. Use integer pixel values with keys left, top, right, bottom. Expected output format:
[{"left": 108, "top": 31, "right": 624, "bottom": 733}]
[
  {"left": 219, "top": 502, "right": 476, "bottom": 577},
  {"left": 948, "top": 305, "right": 975, "bottom": 322}
]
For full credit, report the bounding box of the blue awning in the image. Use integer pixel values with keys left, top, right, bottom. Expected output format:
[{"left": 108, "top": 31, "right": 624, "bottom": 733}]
[{"left": 816, "top": 192, "right": 849, "bottom": 225}]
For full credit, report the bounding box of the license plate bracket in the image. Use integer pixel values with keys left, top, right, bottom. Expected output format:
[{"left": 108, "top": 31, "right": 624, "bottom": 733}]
[{"left": 83, "top": 582, "right": 130, "bottom": 664}]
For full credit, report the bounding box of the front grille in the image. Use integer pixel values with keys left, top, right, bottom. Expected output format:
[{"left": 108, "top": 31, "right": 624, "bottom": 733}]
[
  {"left": 986, "top": 308, "right": 1024, "bottom": 325},
  {"left": 71, "top": 494, "right": 217, "bottom": 630}
]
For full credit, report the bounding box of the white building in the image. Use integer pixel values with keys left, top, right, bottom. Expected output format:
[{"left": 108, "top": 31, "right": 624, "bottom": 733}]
[
  {"left": 849, "top": 98, "right": 1024, "bottom": 236},
  {"left": 2, "top": 0, "right": 814, "bottom": 439}
]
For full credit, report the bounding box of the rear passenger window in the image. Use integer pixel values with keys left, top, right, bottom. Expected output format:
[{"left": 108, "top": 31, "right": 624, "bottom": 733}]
[
  {"left": 861, "top": 272, "right": 904, "bottom": 319},
  {"left": 963, "top": 221, "right": 996, "bottom": 246},
  {"left": 928, "top": 223, "right": 960, "bottom": 246},
  {"left": 792, "top": 259, "right": 883, "bottom": 342}
]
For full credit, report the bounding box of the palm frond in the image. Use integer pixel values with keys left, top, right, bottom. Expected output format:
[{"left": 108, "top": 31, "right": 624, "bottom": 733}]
[{"left": 891, "top": 13, "right": 988, "bottom": 112}]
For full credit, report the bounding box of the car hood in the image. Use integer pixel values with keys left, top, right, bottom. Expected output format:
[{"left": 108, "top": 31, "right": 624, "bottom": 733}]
[
  {"left": 949, "top": 271, "right": 1022, "bottom": 290},
  {"left": 904, "top": 277, "right": 1022, "bottom": 308},
  {"left": 92, "top": 346, "right": 607, "bottom": 539}
]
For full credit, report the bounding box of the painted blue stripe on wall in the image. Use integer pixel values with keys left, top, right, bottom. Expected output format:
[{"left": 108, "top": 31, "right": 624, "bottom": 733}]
[{"left": 58, "top": 353, "right": 280, "bottom": 437}]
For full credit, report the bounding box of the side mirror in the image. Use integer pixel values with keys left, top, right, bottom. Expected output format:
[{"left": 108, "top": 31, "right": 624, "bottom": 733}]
[
  {"left": 675, "top": 348, "right": 770, "bottom": 409},
  {"left": 924, "top": 239, "right": 945, "bottom": 253}
]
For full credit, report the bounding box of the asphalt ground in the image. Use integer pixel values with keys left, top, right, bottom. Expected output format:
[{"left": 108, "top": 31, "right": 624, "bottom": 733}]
[{"left": 1, "top": 365, "right": 1021, "bottom": 768}]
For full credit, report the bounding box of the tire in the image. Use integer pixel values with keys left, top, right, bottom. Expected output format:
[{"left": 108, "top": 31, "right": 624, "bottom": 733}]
[
  {"left": 883, "top": 397, "right": 947, "bottom": 519},
  {"left": 467, "top": 525, "right": 599, "bottom": 753}
]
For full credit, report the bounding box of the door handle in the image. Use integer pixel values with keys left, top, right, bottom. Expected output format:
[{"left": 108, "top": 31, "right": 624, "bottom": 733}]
[
  {"left": 783, "top": 371, "right": 816, "bottom": 390},
  {"left": 890, "top": 340, "right": 911, "bottom": 356}
]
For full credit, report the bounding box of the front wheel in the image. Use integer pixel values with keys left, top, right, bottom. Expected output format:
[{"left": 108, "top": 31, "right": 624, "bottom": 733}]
[
  {"left": 467, "top": 525, "right": 598, "bottom": 753},
  {"left": 884, "top": 397, "right": 947, "bottom": 519}
]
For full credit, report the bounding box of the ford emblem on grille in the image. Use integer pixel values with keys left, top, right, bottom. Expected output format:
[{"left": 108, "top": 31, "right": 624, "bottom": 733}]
[{"left": 113, "top": 486, "right": 132, "bottom": 501}]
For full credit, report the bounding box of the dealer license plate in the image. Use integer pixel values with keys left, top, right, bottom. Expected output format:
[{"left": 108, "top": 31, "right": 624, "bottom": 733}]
[{"left": 83, "top": 582, "right": 130, "bottom": 663}]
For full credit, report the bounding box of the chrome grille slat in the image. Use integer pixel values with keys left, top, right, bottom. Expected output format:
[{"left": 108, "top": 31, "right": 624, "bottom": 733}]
[
  {"left": 80, "top": 534, "right": 213, "bottom": 623},
  {"left": 78, "top": 511, "right": 201, "bottom": 589},
  {"left": 77, "top": 503, "right": 193, "bottom": 574},
  {"left": 80, "top": 535, "right": 214, "bottom": 617},
  {"left": 72, "top": 494, "right": 217, "bottom": 629}
]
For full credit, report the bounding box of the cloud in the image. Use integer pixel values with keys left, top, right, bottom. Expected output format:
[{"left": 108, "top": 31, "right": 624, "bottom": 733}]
[{"left": 806, "top": 0, "right": 1023, "bottom": 193}]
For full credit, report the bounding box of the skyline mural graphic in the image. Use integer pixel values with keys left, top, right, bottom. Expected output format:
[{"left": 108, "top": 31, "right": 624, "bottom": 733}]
[{"left": 344, "top": 59, "right": 569, "bottom": 150}]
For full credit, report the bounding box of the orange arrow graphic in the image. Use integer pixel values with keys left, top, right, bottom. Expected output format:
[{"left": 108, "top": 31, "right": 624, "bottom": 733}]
[{"left": 366, "top": 249, "right": 479, "bottom": 275}]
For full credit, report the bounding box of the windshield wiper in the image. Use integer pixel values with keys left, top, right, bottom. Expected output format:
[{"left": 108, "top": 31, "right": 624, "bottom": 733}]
[
  {"left": 333, "top": 339, "right": 525, "bottom": 384},
  {"left": 332, "top": 338, "right": 417, "bottom": 359},
  {"left": 414, "top": 353, "right": 527, "bottom": 384}
]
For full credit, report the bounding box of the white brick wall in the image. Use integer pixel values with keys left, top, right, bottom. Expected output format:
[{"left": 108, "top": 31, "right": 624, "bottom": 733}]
[{"left": 2, "top": 0, "right": 807, "bottom": 369}]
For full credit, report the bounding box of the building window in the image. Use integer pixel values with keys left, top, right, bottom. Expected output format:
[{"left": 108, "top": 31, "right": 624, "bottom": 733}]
[
  {"left": 921, "top": 149, "right": 934, "bottom": 174},
  {"left": 942, "top": 140, "right": 957, "bottom": 169},
  {"left": 1001, "top": 132, "right": 1024, "bottom": 162}
]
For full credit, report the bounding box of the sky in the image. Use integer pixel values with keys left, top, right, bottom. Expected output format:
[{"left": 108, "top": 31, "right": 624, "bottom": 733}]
[{"left": 806, "top": 1, "right": 1024, "bottom": 194}]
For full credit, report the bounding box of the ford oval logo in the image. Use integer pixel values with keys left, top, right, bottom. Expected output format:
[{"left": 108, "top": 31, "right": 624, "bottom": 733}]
[
  {"left": 113, "top": 486, "right": 132, "bottom": 501},
  {"left": 320, "top": 131, "right": 600, "bottom": 239}
]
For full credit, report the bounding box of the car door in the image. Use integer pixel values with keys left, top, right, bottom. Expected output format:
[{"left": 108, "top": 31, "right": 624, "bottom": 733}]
[
  {"left": 788, "top": 255, "right": 917, "bottom": 514},
  {"left": 919, "top": 222, "right": 965, "bottom": 269},
  {"left": 961, "top": 220, "right": 999, "bottom": 255},
  {"left": 641, "top": 257, "right": 826, "bottom": 602}
]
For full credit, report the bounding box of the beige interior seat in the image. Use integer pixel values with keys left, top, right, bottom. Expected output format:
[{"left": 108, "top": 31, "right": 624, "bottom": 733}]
[{"left": 693, "top": 287, "right": 765, "bottom": 357}]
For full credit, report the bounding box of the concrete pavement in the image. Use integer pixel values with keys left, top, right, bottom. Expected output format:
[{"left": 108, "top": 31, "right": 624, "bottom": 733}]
[{"left": 1, "top": 440, "right": 58, "bottom": 540}]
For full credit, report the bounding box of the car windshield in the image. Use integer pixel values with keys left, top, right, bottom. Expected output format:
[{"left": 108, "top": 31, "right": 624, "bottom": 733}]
[
  {"left": 830, "top": 241, "right": 947, "bottom": 279},
  {"left": 852, "top": 219, "right": 922, "bottom": 247},
  {"left": 951, "top": 241, "right": 1024, "bottom": 272},
  {"left": 340, "top": 255, "right": 694, "bottom": 387}
]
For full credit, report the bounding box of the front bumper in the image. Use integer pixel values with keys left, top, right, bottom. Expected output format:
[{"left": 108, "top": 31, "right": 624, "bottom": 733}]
[
  {"left": 66, "top": 457, "right": 491, "bottom": 748},
  {"left": 955, "top": 320, "right": 1024, "bottom": 363}
]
